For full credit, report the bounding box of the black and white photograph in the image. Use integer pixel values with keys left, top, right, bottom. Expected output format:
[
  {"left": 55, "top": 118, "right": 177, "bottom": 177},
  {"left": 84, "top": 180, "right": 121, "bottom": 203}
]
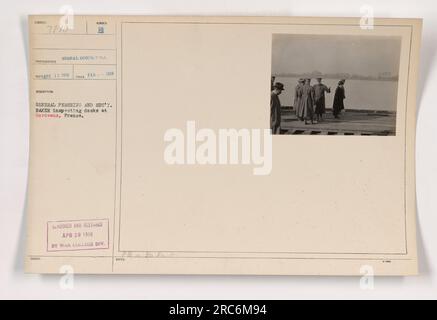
[
  {"left": 2, "top": 0, "right": 436, "bottom": 302},
  {"left": 270, "top": 34, "right": 401, "bottom": 135}
]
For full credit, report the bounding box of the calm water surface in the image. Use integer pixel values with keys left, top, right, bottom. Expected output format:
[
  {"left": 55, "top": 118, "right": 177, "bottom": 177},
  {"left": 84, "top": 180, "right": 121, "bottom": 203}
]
[{"left": 274, "top": 76, "right": 398, "bottom": 111}]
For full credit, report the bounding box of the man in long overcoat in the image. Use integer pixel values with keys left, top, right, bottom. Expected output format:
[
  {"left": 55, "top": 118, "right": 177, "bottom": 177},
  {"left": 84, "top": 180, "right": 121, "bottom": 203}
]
[
  {"left": 313, "top": 77, "right": 331, "bottom": 121},
  {"left": 294, "top": 78, "right": 304, "bottom": 119},
  {"left": 270, "top": 82, "right": 284, "bottom": 134},
  {"left": 298, "top": 78, "right": 315, "bottom": 124},
  {"left": 333, "top": 79, "right": 346, "bottom": 118}
]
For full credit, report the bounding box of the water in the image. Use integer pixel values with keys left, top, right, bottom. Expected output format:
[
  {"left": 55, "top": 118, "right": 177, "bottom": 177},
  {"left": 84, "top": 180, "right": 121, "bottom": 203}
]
[{"left": 274, "top": 77, "right": 398, "bottom": 111}]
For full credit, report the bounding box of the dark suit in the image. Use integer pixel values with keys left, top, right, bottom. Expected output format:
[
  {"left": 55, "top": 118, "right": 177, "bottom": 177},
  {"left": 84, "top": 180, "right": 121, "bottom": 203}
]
[
  {"left": 313, "top": 83, "right": 330, "bottom": 115},
  {"left": 333, "top": 86, "right": 345, "bottom": 117},
  {"left": 270, "top": 92, "right": 281, "bottom": 134}
]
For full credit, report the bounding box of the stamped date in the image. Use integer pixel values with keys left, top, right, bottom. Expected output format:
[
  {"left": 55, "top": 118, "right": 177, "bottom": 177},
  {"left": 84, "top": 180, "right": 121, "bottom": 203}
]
[{"left": 47, "top": 219, "right": 109, "bottom": 252}]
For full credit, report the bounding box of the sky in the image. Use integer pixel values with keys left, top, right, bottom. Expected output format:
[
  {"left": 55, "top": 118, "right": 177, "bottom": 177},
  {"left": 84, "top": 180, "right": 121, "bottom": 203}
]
[{"left": 271, "top": 34, "right": 402, "bottom": 78}]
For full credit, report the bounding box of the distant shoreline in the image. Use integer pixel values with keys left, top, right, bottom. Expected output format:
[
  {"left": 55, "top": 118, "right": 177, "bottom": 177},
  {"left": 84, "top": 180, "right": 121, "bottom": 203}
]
[
  {"left": 281, "top": 106, "right": 396, "bottom": 114},
  {"left": 273, "top": 74, "right": 399, "bottom": 82}
]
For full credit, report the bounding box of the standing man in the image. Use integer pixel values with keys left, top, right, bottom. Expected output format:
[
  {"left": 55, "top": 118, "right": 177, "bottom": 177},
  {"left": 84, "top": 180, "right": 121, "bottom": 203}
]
[
  {"left": 298, "top": 78, "right": 315, "bottom": 125},
  {"left": 294, "top": 79, "right": 304, "bottom": 120},
  {"left": 270, "top": 82, "right": 285, "bottom": 134},
  {"left": 333, "top": 79, "right": 346, "bottom": 119},
  {"left": 313, "top": 77, "right": 331, "bottom": 122}
]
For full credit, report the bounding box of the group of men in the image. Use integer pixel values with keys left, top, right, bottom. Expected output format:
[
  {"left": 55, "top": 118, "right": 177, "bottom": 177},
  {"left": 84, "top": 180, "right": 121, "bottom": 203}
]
[{"left": 270, "top": 77, "right": 346, "bottom": 134}]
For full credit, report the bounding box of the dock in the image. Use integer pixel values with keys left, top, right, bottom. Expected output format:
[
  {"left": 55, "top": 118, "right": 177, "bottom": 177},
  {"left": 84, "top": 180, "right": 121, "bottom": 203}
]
[{"left": 279, "top": 107, "right": 396, "bottom": 136}]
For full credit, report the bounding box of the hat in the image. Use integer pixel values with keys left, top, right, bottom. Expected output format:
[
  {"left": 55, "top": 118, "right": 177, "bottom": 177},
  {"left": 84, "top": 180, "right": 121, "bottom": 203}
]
[
  {"left": 273, "top": 82, "right": 285, "bottom": 90},
  {"left": 298, "top": 78, "right": 305, "bottom": 83},
  {"left": 316, "top": 77, "right": 322, "bottom": 81},
  {"left": 338, "top": 80, "right": 345, "bottom": 85}
]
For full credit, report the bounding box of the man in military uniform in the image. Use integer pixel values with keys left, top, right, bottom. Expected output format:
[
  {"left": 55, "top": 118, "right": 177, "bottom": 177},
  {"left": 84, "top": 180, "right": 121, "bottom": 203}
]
[
  {"left": 294, "top": 78, "right": 305, "bottom": 119},
  {"left": 270, "top": 82, "right": 284, "bottom": 134},
  {"left": 299, "top": 78, "right": 315, "bottom": 125},
  {"left": 313, "top": 77, "right": 331, "bottom": 122}
]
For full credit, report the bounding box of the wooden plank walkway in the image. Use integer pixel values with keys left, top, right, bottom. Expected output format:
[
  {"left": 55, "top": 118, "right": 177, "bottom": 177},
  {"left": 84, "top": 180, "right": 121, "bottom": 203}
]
[{"left": 279, "top": 108, "right": 396, "bottom": 136}]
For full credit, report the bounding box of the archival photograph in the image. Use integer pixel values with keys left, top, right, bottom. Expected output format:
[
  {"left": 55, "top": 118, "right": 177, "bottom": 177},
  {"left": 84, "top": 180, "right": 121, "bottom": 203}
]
[{"left": 270, "top": 34, "right": 401, "bottom": 135}]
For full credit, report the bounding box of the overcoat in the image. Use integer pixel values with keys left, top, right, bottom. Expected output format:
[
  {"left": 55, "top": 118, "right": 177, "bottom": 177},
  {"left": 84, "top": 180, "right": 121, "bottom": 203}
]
[
  {"left": 294, "top": 83, "right": 303, "bottom": 117},
  {"left": 270, "top": 92, "right": 281, "bottom": 133},
  {"left": 313, "top": 83, "right": 330, "bottom": 115},
  {"left": 333, "top": 86, "right": 345, "bottom": 116},
  {"left": 298, "top": 84, "right": 314, "bottom": 120}
]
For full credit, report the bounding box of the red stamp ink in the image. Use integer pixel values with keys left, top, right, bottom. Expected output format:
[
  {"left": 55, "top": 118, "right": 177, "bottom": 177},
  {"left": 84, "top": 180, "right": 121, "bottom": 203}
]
[{"left": 47, "top": 219, "right": 109, "bottom": 252}]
